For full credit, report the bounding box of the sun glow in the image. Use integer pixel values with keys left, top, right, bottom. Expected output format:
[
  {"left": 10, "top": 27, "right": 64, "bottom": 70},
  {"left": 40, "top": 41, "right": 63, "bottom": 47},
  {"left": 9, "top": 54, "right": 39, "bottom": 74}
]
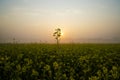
[{"left": 61, "top": 31, "right": 64, "bottom": 36}]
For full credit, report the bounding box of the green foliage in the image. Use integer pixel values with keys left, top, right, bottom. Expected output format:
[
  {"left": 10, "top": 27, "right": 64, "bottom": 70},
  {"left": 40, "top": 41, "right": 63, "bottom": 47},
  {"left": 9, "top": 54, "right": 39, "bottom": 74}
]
[
  {"left": 0, "top": 43, "right": 120, "bottom": 80},
  {"left": 53, "top": 28, "right": 61, "bottom": 45}
]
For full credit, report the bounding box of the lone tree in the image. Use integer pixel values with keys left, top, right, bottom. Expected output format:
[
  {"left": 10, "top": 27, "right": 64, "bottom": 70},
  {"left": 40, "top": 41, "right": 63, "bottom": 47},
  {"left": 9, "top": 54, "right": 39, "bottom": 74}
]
[{"left": 53, "top": 28, "right": 62, "bottom": 45}]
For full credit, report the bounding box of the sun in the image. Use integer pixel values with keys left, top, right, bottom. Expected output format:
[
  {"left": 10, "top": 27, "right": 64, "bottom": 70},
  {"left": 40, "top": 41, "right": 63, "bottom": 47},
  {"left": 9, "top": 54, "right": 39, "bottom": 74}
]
[{"left": 61, "top": 31, "right": 64, "bottom": 36}]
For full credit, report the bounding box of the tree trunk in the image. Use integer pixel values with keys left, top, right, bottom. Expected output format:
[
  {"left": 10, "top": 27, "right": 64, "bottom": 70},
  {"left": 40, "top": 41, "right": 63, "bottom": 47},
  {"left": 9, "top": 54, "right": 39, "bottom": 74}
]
[{"left": 57, "top": 38, "right": 59, "bottom": 45}]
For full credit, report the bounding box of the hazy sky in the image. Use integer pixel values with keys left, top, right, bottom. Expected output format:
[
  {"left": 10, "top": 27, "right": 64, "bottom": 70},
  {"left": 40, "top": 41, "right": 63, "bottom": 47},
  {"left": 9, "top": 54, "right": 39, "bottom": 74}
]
[{"left": 0, "top": 0, "right": 120, "bottom": 43}]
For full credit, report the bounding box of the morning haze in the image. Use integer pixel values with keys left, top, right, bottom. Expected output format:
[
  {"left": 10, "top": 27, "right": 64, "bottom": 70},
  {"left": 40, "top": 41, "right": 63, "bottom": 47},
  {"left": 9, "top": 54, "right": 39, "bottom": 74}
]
[{"left": 0, "top": 0, "right": 120, "bottom": 43}]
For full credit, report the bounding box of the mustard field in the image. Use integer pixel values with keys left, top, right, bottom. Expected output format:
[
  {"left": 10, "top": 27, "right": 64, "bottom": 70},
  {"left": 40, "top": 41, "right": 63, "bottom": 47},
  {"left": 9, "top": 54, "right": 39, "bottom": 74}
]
[{"left": 0, "top": 44, "right": 120, "bottom": 80}]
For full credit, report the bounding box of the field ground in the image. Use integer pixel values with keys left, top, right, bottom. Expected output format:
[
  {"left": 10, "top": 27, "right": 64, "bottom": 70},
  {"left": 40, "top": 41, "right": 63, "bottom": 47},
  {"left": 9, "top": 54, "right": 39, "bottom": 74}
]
[{"left": 0, "top": 43, "right": 120, "bottom": 80}]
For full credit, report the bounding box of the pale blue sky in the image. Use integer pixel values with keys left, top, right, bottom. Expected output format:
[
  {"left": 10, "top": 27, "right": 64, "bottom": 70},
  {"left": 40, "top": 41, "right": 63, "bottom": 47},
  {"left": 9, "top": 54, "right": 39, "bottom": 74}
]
[{"left": 0, "top": 0, "right": 120, "bottom": 43}]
